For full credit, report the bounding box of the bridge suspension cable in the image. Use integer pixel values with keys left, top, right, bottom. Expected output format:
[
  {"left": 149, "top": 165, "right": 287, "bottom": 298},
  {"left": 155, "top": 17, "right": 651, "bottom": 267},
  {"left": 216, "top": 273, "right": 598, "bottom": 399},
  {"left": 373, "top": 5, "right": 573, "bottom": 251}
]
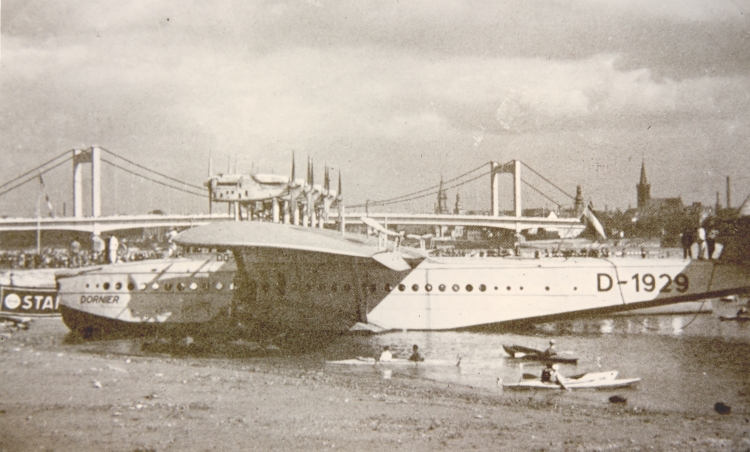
[
  {"left": 99, "top": 157, "right": 206, "bottom": 198},
  {"left": 0, "top": 155, "right": 71, "bottom": 199},
  {"left": 99, "top": 147, "right": 206, "bottom": 192},
  {"left": 0, "top": 149, "right": 71, "bottom": 192},
  {"left": 521, "top": 161, "right": 575, "bottom": 201},
  {"left": 349, "top": 163, "right": 488, "bottom": 209}
]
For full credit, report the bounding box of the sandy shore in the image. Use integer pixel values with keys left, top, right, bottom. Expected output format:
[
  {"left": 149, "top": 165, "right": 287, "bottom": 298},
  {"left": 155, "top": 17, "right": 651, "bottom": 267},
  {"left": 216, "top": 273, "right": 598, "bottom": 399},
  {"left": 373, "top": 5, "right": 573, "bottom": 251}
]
[{"left": 0, "top": 318, "right": 748, "bottom": 451}]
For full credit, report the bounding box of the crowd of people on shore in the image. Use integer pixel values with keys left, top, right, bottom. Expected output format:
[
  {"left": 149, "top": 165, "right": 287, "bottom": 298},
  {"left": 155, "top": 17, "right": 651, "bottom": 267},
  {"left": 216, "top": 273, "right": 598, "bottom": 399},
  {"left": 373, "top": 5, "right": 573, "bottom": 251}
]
[{"left": 0, "top": 230, "right": 181, "bottom": 270}]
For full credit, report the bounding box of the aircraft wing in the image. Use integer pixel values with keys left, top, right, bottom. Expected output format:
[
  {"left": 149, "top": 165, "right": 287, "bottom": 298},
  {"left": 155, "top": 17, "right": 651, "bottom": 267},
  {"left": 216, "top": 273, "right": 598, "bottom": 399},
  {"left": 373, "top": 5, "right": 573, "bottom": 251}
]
[{"left": 175, "top": 222, "right": 426, "bottom": 263}]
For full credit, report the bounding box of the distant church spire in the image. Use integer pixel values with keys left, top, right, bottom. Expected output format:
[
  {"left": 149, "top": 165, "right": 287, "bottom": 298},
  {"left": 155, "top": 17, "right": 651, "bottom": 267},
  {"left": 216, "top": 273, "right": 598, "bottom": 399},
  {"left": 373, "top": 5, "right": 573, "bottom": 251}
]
[
  {"left": 454, "top": 192, "right": 462, "bottom": 215},
  {"left": 637, "top": 159, "right": 651, "bottom": 209}
]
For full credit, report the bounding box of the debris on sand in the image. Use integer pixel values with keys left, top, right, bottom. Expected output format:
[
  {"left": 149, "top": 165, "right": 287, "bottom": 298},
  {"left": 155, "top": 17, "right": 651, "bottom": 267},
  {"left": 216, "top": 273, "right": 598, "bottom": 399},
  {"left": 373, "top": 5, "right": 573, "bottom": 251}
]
[
  {"left": 609, "top": 395, "right": 627, "bottom": 404},
  {"left": 714, "top": 402, "right": 731, "bottom": 415}
]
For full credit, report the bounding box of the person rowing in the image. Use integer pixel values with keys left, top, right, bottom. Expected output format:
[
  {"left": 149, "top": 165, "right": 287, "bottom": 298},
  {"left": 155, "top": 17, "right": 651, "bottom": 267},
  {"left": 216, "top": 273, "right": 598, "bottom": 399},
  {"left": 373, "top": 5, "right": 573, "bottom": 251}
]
[
  {"left": 408, "top": 344, "right": 425, "bottom": 362},
  {"left": 543, "top": 339, "right": 557, "bottom": 357},
  {"left": 541, "top": 363, "right": 569, "bottom": 390},
  {"left": 378, "top": 345, "right": 393, "bottom": 362}
]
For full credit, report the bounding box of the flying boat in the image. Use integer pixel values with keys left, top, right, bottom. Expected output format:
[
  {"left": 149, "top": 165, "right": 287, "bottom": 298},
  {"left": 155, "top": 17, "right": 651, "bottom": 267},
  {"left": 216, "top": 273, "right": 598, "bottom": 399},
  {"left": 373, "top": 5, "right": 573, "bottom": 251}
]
[{"left": 56, "top": 195, "right": 750, "bottom": 343}]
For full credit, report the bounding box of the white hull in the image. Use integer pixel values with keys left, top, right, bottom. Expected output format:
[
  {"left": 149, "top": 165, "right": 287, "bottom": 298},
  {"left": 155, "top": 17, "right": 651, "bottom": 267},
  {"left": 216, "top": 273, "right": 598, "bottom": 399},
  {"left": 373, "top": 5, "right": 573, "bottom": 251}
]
[{"left": 364, "top": 257, "right": 750, "bottom": 331}]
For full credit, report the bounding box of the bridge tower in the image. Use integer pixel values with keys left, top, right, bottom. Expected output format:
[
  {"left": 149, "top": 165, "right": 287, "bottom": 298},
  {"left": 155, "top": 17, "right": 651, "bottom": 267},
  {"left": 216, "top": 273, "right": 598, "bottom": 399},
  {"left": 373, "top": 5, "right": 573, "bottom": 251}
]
[
  {"left": 490, "top": 160, "right": 521, "bottom": 218},
  {"left": 72, "top": 146, "right": 102, "bottom": 218}
]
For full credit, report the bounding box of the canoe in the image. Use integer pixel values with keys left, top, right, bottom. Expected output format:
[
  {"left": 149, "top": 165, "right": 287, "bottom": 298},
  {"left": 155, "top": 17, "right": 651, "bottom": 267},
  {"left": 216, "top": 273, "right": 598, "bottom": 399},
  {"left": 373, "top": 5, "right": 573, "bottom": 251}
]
[
  {"left": 503, "top": 370, "right": 640, "bottom": 390},
  {"left": 502, "top": 344, "right": 578, "bottom": 364},
  {"left": 326, "top": 357, "right": 452, "bottom": 366},
  {"left": 719, "top": 316, "right": 750, "bottom": 322}
]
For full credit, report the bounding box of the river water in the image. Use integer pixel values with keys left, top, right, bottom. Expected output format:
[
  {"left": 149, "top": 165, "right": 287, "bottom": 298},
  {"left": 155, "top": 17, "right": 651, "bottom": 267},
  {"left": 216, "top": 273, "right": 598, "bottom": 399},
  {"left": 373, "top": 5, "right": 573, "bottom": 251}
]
[
  {"left": 53, "top": 297, "right": 750, "bottom": 417},
  {"left": 321, "top": 303, "right": 750, "bottom": 416}
]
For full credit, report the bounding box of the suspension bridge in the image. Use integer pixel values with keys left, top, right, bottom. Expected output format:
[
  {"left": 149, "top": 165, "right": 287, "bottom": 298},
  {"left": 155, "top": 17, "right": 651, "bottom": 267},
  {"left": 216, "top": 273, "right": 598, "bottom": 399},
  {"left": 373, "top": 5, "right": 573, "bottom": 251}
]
[{"left": 0, "top": 147, "right": 588, "bottom": 239}]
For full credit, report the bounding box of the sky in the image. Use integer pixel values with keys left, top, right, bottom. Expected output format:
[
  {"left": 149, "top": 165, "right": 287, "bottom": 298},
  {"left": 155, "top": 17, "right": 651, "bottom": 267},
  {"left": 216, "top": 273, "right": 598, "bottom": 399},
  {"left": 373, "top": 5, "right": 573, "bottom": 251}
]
[{"left": 1, "top": 0, "right": 750, "bottom": 217}]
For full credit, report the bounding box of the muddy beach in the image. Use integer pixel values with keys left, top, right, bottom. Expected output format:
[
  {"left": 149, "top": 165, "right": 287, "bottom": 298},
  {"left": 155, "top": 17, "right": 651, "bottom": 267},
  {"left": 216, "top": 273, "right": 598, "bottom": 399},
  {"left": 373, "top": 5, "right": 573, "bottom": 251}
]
[{"left": 0, "top": 318, "right": 748, "bottom": 451}]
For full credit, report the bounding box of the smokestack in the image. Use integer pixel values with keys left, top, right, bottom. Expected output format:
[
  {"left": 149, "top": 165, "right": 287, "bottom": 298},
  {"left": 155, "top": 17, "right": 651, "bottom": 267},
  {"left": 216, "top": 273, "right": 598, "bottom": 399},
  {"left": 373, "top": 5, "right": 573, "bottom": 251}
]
[{"left": 727, "top": 176, "right": 731, "bottom": 209}]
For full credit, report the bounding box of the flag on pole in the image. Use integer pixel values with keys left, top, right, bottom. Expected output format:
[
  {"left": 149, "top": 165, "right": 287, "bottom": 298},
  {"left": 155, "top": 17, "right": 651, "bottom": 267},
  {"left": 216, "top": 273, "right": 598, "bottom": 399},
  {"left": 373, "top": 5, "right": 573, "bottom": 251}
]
[
  {"left": 582, "top": 202, "right": 606, "bottom": 239},
  {"left": 38, "top": 173, "right": 54, "bottom": 216}
]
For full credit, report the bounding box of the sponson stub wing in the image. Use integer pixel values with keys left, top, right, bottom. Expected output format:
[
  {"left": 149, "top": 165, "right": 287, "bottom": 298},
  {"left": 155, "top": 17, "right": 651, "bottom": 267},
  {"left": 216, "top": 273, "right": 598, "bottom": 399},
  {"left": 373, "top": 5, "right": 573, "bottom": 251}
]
[
  {"left": 175, "top": 221, "right": 425, "bottom": 335},
  {"left": 174, "top": 221, "right": 427, "bottom": 265}
]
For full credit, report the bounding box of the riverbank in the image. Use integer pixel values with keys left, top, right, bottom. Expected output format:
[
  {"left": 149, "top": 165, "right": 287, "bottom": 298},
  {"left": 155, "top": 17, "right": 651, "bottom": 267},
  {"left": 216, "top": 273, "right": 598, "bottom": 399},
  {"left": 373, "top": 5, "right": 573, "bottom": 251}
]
[{"left": 0, "top": 319, "right": 747, "bottom": 451}]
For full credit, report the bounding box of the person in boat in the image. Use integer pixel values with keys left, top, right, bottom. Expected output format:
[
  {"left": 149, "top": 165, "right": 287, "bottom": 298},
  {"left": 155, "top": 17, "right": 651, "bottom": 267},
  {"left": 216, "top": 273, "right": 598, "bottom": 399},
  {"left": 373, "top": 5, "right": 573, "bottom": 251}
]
[
  {"left": 541, "top": 363, "right": 568, "bottom": 389},
  {"left": 541, "top": 363, "right": 554, "bottom": 382},
  {"left": 378, "top": 346, "right": 393, "bottom": 362},
  {"left": 408, "top": 344, "right": 425, "bottom": 362},
  {"left": 737, "top": 306, "right": 750, "bottom": 319},
  {"left": 543, "top": 339, "right": 557, "bottom": 357}
]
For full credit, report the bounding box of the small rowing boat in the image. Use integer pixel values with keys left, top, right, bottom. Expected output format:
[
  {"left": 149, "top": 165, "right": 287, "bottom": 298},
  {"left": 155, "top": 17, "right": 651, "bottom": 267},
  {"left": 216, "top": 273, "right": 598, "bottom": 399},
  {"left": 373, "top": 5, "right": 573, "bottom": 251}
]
[
  {"left": 502, "top": 344, "right": 578, "bottom": 364},
  {"left": 326, "top": 357, "right": 452, "bottom": 366},
  {"left": 502, "top": 370, "right": 640, "bottom": 390},
  {"left": 719, "top": 315, "right": 750, "bottom": 322}
]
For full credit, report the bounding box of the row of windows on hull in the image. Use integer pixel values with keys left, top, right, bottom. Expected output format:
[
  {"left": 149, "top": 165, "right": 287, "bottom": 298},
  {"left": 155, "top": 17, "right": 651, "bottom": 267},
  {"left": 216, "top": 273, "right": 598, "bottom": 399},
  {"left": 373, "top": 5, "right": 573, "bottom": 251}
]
[
  {"left": 393, "top": 284, "right": 576, "bottom": 293},
  {"left": 259, "top": 282, "right": 576, "bottom": 294},
  {"left": 79, "top": 280, "right": 577, "bottom": 294},
  {"left": 82, "top": 281, "right": 235, "bottom": 292}
]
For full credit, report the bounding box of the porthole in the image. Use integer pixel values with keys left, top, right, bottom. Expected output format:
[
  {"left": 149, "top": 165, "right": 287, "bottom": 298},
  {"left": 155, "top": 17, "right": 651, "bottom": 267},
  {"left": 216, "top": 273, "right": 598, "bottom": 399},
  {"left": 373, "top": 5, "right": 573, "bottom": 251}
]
[
  {"left": 385, "top": 284, "right": 392, "bottom": 292},
  {"left": 545, "top": 286, "right": 550, "bottom": 291},
  {"left": 189, "top": 282, "right": 198, "bottom": 290},
  {"left": 178, "top": 282, "right": 186, "bottom": 291},
  {"left": 506, "top": 286, "right": 511, "bottom": 291},
  {"left": 494, "top": 286, "right": 498, "bottom": 290},
  {"left": 574, "top": 287, "right": 578, "bottom": 291},
  {"left": 164, "top": 283, "right": 172, "bottom": 291},
  {"left": 103, "top": 282, "right": 110, "bottom": 290},
  {"left": 438, "top": 284, "right": 446, "bottom": 292},
  {"left": 139, "top": 283, "right": 146, "bottom": 291},
  {"left": 520, "top": 286, "right": 524, "bottom": 291},
  {"left": 466, "top": 284, "right": 473, "bottom": 292},
  {"left": 215, "top": 282, "right": 224, "bottom": 290},
  {"left": 151, "top": 282, "right": 159, "bottom": 290},
  {"left": 127, "top": 282, "right": 135, "bottom": 291},
  {"left": 115, "top": 282, "right": 122, "bottom": 290},
  {"left": 479, "top": 284, "right": 486, "bottom": 292},
  {"left": 411, "top": 284, "right": 419, "bottom": 292},
  {"left": 398, "top": 284, "right": 406, "bottom": 292},
  {"left": 85, "top": 283, "right": 90, "bottom": 288},
  {"left": 452, "top": 284, "right": 459, "bottom": 292},
  {"left": 425, "top": 284, "right": 432, "bottom": 292}
]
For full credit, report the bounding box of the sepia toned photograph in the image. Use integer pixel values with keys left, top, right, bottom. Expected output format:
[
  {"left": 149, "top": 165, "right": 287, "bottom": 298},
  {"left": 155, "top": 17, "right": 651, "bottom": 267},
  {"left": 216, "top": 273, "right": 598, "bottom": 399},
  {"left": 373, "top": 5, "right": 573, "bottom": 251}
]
[{"left": 1, "top": 1, "right": 749, "bottom": 450}]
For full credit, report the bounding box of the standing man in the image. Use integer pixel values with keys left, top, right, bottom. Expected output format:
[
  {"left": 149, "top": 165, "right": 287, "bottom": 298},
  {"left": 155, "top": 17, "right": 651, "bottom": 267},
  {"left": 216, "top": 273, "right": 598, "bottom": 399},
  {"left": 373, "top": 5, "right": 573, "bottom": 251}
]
[
  {"left": 696, "top": 225, "right": 707, "bottom": 260},
  {"left": 91, "top": 234, "right": 105, "bottom": 264},
  {"left": 108, "top": 235, "right": 119, "bottom": 264},
  {"left": 706, "top": 227, "right": 719, "bottom": 260},
  {"left": 69, "top": 239, "right": 81, "bottom": 268},
  {"left": 681, "top": 225, "right": 695, "bottom": 259}
]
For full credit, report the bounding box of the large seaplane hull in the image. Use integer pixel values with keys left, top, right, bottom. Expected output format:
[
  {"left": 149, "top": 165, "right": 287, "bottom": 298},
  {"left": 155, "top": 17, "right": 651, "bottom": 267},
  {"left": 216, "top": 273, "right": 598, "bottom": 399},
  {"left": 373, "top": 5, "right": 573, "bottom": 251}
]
[
  {"left": 58, "top": 254, "right": 237, "bottom": 338},
  {"left": 56, "top": 220, "right": 750, "bottom": 339}
]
